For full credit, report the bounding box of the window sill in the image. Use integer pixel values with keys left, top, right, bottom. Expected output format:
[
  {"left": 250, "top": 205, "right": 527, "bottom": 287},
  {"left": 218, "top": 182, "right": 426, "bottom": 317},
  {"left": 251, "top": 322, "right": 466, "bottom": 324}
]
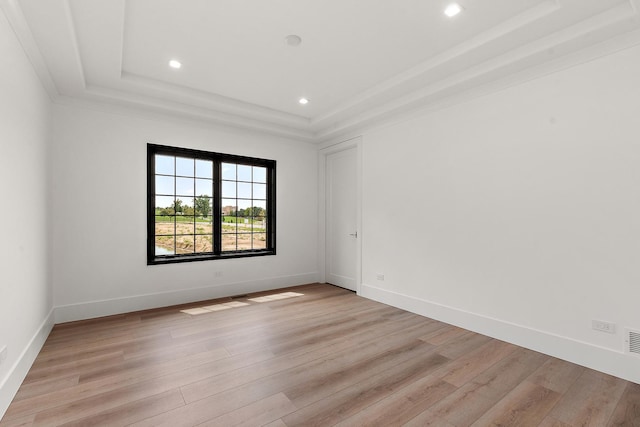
[{"left": 147, "top": 250, "right": 276, "bottom": 265}]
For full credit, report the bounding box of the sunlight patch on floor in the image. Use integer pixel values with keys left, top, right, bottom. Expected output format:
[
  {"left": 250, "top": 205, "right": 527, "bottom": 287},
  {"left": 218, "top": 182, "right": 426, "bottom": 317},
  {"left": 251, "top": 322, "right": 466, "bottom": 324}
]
[
  {"left": 180, "top": 292, "right": 304, "bottom": 315},
  {"left": 248, "top": 292, "right": 304, "bottom": 303}
]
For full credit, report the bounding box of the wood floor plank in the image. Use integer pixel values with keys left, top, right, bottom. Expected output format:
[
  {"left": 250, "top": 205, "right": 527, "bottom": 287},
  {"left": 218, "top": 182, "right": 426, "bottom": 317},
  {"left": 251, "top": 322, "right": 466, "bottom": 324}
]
[
  {"left": 527, "top": 357, "right": 585, "bottom": 394},
  {"left": 436, "top": 331, "right": 492, "bottom": 360},
  {"left": 420, "top": 324, "right": 469, "bottom": 346},
  {"left": 467, "top": 347, "right": 549, "bottom": 400},
  {"left": 537, "top": 416, "right": 573, "bottom": 427},
  {"left": 180, "top": 312, "right": 434, "bottom": 404},
  {"left": 2, "top": 283, "right": 638, "bottom": 427},
  {"left": 195, "top": 392, "right": 296, "bottom": 427},
  {"left": 20, "top": 351, "right": 124, "bottom": 386},
  {"left": 470, "top": 381, "right": 561, "bottom": 426},
  {"left": 436, "top": 339, "right": 517, "bottom": 387},
  {"left": 403, "top": 411, "right": 456, "bottom": 427},
  {"left": 281, "top": 338, "right": 436, "bottom": 409},
  {"left": 548, "top": 369, "right": 628, "bottom": 426},
  {"left": 331, "top": 374, "right": 456, "bottom": 427},
  {"left": 419, "top": 380, "right": 501, "bottom": 426},
  {"left": 281, "top": 351, "right": 450, "bottom": 426},
  {"left": 55, "top": 389, "right": 185, "bottom": 427},
  {"left": 2, "top": 347, "right": 270, "bottom": 421},
  {"left": 607, "top": 382, "right": 640, "bottom": 427},
  {"left": 410, "top": 347, "right": 549, "bottom": 426}
]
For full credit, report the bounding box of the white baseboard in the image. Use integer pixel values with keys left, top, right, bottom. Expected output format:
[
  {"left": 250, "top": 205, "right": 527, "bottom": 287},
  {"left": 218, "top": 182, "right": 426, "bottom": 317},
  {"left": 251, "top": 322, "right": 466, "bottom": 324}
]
[
  {"left": 55, "top": 272, "right": 318, "bottom": 323},
  {"left": 0, "top": 308, "right": 55, "bottom": 420},
  {"left": 360, "top": 283, "right": 640, "bottom": 385}
]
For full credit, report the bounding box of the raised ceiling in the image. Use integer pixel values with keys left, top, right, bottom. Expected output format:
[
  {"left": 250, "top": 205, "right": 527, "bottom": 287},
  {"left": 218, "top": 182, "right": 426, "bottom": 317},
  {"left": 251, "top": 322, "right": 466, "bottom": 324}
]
[{"left": 6, "top": 0, "right": 640, "bottom": 142}]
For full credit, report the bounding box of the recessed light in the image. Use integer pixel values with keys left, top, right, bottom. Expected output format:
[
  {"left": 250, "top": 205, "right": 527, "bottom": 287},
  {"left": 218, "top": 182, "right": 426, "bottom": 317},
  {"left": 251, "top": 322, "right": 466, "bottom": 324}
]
[
  {"left": 298, "top": 97, "right": 309, "bottom": 105},
  {"left": 169, "top": 59, "right": 182, "bottom": 69},
  {"left": 444, "top": 3, "right": 462, "bottom": 17},
  {"left": 285, "top": 35, "right": 302, "bottom": 47}
]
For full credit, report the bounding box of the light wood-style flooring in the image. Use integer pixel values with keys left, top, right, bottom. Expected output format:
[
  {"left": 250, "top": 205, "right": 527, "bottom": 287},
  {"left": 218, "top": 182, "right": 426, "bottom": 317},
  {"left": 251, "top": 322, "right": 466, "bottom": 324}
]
[{"left": 1, "top": 283, "right": 639, "bottom": 426}]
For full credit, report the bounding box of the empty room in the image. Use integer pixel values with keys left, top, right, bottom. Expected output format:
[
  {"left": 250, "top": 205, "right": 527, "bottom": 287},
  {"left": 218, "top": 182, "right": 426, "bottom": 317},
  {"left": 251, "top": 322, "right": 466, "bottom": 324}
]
[{"left": 1, "top": 0, "right": 640, "bottom": 425}]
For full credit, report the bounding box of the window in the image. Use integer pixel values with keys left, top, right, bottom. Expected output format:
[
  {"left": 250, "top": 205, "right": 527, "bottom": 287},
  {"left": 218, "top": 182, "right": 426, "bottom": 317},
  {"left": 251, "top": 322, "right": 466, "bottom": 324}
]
[{"left": 147, "top": 143, "right": 276, "bottom": 264}]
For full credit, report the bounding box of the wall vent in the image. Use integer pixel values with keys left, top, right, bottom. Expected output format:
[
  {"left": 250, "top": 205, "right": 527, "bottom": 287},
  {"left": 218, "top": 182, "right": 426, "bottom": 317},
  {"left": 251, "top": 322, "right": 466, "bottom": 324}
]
[{"left": 626, "top": 329, "right": 640, "bottom": 356}]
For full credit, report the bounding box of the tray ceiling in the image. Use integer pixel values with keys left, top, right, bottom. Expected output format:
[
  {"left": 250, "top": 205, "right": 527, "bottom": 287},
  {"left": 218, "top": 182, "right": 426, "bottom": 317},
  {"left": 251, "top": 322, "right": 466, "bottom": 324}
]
[{"left": 6, "top": 0, "right": 640, "bottom": 142}]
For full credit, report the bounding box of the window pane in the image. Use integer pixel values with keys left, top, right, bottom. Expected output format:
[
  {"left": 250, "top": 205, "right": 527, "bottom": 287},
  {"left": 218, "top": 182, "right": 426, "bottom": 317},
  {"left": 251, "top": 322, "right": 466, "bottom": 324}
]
[
  {"left": 237, "top": 233, "right": 252, "bottom": 250},
  {"left": 253, "top": 166, "right": 266, "bottom": 183},
  {"left": 155, "top": 196, "right": 175, "bottom": 214},
  {"left": 222, "top": 163, "right": 236, "bottom": 180},
  {"left": 155, "top": 236, "right": 175, "bottom": 255},
  {"left": 253, "top": 215, "right": 266, "bottom": 232},
  {"left": 222, "top": 234, "right": 237, "bottom": 251},
  {"left": 195, "top": 220, "right": 212, "bottom": 235},
  {"left": 222, "top": 217, "right": 236, "bottom": 234},
  {"left": 195, "top": 179, "right": 212, "bottom": 197},
  {"left": 195, "top": 159, "right": 212, "bottom": 179},
  {"left": 194, "top": 196, "right": 213, "bottom": 219},
  {"left": 222, "top": 199, "right": 237, "bottom": 216},
  {"left": 176, "top": 157, "right": 194, "bottom": 177},
  {"left": 222, "top": 181, "right": 236, "bottom": 198},
  {"left": 176, "top": 235, "right": 195, "bottom": 254},
  {"left": 155, "top": 218, "right": 174, "bottom": 236},
  {"left": 176, "top": 177, "right": 194, "bottom": 196},
  {"left": 253, "top": 183, "right": 266, "bottom": 200},
  {"left": 238, "top": 182, "right": 252, "bottom": 199},
  {"left": 155, "top": 155, "right": 174, "bottom": 175},
  {"left": 253, "top": 233, "right": 267, "bottom": 249},
  {"left": 238, "top": 165, "right": 251, "bottom": 181},
  {"left": 176, "top": 217, "right": 195, "bottom": 235},
  {"left": 237, "top": 199, "right": 251, "bottom": 211},
  {"left": 176, "top": 196, "right": 193, "bottom": 213},
  {"left": 195, "top": 235, "right": 213, "bottom": 253},
  {"left": 155, "top": 175, "right": 174, "bottom": 195}
]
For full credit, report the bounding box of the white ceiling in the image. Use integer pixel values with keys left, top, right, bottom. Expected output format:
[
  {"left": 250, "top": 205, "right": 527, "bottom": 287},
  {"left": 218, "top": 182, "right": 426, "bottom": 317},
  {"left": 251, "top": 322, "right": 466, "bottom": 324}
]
[{"left": 6, "top": 0, "right": 640, "bottom": 143}]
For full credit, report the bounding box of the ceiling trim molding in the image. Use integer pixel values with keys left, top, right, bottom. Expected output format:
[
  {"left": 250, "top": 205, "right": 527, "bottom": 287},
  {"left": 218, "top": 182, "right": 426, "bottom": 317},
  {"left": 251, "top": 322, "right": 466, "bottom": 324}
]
[
  {"left": 78, "top": 85, "right": 316, "bottom": 142},
  {"left": 0, "top": 0, "right": 59, "bottom": 100},
  {"left": 62, "top": 0, "right": 87, "bottom": 91},
  {"left": 317, "top": 25, "right": 640, "bottom": 145},
  {"left": 11, "top": 0, "right": 640, "bottom": 145},
  {"left": 314, "top": 1, "right": 640, "bottom": 142},
  {"left": 311, "top": 0, "right": 562, "bottom": 129},
  {"left": 120, "top": 72, "right": 311, "bottom": 130}
]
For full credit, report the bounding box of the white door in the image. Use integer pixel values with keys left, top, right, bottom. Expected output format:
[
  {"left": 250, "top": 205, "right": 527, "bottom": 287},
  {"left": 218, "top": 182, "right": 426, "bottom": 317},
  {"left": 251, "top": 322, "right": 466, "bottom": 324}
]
[{"left": 326, "top": 146, "right": 357, "bottom": 291}]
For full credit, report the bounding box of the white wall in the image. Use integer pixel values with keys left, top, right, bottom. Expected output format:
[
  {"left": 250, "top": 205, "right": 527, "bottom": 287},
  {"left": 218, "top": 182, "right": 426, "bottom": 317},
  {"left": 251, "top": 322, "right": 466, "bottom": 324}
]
[
  {"left": 358, "top": 44, "right": 640, "bottom": 383},
  {"left": 0, "top": 9, "right": 53, "bottom": 417},
  {"left": 52, "top": 104, "right": 318, "bottom": 322}
]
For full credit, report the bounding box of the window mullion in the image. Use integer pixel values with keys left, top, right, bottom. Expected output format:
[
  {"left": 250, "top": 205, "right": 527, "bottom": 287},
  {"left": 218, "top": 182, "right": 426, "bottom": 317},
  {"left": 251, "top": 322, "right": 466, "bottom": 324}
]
[{"left": 213, "top": 158, "right": 221, "bottom": 255}]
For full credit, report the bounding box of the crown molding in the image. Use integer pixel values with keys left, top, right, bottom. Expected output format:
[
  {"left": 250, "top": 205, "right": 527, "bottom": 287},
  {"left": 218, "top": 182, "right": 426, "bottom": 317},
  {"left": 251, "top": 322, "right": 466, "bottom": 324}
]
[
  {"left": 0, "top": 0, "right": 59, "bottom": 100},
  {"left": 120, "top": 72, "right": 311, "bottom": 130},
  {"left": 310, "top": 0, "right": 562, "bottom": 130},
  {"left": 314, "top": 1, "right": 640, "bottom": 142},
  {"left": 317, "top": 24, "right": 640, "bottom": 146},
  {"left": 77, "top": 86, "right": 316, "bottom": 142},
  {"left": 5, "top": 0, "right": 640, "bottom": 145}
]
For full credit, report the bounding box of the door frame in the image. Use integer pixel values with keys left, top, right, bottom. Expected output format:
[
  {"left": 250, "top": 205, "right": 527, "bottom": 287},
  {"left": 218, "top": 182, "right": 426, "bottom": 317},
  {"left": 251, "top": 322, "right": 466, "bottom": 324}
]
[{"left": 318, "top": 136, "right": 363, "bottom": 294}]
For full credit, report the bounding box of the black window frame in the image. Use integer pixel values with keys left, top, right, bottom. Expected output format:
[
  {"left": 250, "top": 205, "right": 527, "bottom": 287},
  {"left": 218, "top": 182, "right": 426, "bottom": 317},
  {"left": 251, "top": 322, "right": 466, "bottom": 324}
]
[{"left": 147, "top": 143, "right": 276, "bottom": 265}]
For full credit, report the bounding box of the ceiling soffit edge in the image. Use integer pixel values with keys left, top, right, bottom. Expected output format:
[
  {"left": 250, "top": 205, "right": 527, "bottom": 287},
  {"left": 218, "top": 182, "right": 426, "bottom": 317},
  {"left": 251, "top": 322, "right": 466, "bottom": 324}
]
[
  {"left": 0, "top": 0, "right": 59, "bottom": 100},
  {"left": 5, "top": 0, "right": 640, "bottom": 143},
  {"left": 316, "top": 25, "right": 640, "bottom": 144}
]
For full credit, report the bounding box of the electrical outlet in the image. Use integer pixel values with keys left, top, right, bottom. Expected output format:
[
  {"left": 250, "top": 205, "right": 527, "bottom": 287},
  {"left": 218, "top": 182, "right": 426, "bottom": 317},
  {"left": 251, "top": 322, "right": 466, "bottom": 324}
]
[
  {"left": 0, "top": 345, "right": 7, "bottom": 364},
  {"left": 592, "top": 320, "right": 616, "bottom": 334},
  {"left": 376, "top": 273, "right": 385, "bottom": 281}
]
